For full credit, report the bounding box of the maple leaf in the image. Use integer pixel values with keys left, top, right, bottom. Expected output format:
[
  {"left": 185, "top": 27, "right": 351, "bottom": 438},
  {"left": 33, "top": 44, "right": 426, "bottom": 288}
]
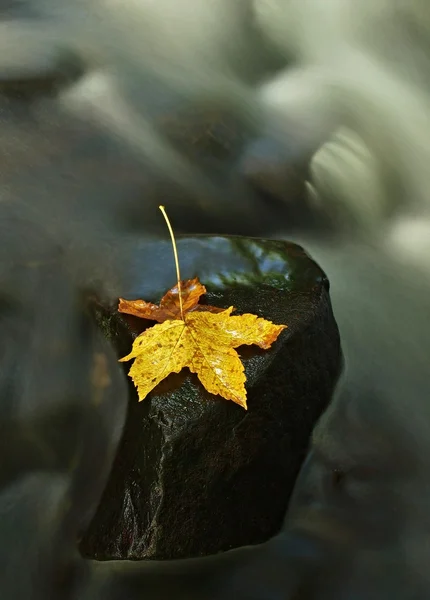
[
  {"left": 118, "top": 279, "right": 287, "bottom": 409},
  {"left": 118, "top": 277, "right": 224, "bottom": 323}
]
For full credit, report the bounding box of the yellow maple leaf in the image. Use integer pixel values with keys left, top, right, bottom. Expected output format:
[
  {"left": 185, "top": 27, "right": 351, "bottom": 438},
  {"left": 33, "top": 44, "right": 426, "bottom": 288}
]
[{"left": 119, "top": 281, "right": 287, "bottom": 409}]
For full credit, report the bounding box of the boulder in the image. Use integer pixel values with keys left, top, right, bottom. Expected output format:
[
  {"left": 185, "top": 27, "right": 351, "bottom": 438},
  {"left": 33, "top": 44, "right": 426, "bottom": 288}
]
[{"left": 80, "top": 235, "right": 341, "bottom": 560}]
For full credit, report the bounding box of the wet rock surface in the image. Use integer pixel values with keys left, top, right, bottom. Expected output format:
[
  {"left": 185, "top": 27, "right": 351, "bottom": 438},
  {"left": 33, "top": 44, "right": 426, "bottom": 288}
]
[{"left": 80, "top": 235, "right": 341, "bottom": 561}]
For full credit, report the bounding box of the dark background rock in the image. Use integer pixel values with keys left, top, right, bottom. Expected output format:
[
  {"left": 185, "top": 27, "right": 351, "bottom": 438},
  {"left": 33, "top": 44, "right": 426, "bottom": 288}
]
[{"left": 80, "top": 236, "right": 341, "bottom": 561}]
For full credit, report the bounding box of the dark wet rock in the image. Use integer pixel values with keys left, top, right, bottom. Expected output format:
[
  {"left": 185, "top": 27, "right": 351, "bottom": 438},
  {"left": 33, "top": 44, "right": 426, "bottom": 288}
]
[{"left": 80, "top": 235, "right": 341, "bottom": 561}]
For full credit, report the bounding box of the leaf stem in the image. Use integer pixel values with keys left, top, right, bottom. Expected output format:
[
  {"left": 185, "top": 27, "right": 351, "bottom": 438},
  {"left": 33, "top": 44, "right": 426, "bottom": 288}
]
[{"left": 159, "top": 205, "right": 184, "bottom": 320}]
